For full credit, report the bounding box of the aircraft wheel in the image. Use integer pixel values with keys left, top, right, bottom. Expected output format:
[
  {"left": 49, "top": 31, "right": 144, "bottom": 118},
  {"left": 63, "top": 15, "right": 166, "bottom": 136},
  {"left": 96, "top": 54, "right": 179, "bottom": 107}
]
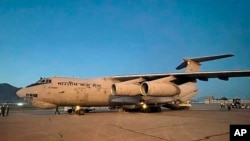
[
  {"left": 141, "top": 107, "right": 150, "bottom": 113},
  {"left": 67, "top": 109, "right": 73, "bottom": 114},
  {"left": 85, "top": 109, "right": 90, "bottom": 113},
  {"left": 156, "top": 106, "right": 162, "bottom": 112},
  {"left": 79, "top": 110, "right": 85, "bottom": 115},
  {"left": 147, "top": 108, "right": 151, "bottom": 113},
  {"left": 76, "top": 109, "right": 85, "bottom": 115},
  {"left": 139, "top": 107, "right": 144, "bottom": 113}
]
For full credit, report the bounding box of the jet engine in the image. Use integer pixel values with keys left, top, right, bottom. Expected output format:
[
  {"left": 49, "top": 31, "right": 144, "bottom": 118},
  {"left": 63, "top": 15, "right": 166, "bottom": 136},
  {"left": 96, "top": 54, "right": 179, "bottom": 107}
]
[
  {"left": 111, "top": 83, "right": 141, "bottom": 96},
  {"left": 140, "top": 82, "right": 180, "bottom": 97}
]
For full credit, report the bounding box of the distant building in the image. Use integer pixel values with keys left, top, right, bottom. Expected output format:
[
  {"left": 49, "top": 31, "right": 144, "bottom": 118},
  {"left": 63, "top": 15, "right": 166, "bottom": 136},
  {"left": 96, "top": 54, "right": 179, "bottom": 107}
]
[
  {"left": 204, "top": 96, "right": 215, "bottom": 104},
  {"left": 204, "top": 96, "right": 250, "bottom": 104}
]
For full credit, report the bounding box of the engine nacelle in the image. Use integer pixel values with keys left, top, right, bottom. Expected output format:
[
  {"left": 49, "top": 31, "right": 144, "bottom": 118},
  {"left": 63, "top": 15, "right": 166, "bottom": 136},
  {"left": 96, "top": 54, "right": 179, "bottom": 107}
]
[
  {"left": 140, "top": 82, "right": 180, "bottom": 97},
  {"left": 111, "top": 83, "right": 141, "bottom": 96}
]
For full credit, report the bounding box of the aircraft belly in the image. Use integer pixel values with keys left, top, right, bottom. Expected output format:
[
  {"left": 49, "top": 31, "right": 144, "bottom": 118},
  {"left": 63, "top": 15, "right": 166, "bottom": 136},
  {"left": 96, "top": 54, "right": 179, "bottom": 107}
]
[
  {"left": 109, "top": 95, "right": 175, "bottom": 105},
  {"left": 109, "top": 95, "right": 142, "bottom": 105},
  {"left": 145, "top": 97, "right": 175, "bottom": 104}
]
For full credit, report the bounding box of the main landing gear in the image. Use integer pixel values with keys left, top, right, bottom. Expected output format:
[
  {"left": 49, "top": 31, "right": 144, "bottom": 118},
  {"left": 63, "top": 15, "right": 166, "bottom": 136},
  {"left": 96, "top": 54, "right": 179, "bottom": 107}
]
[
  {"left": 139, "top": 102, "right": 162, "bottom": 113},
  {"left": 66, "top": 106, "right": 95, "bottom": 115},
  {"left": 65, "top": 106, "right": 85, "bottom": 115},
  {"left": 56, "top": 106, "right": 84, "bottom": 115},
  {"left": 122, "top": 103, "right": 162, "bottom": 113},
  {"left": 140, "top": 105, "right": 162, "bottom": 113}
]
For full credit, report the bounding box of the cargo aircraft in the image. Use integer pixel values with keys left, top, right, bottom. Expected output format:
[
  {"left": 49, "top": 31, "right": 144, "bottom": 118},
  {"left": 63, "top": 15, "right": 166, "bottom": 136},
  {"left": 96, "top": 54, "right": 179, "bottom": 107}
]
[{"left": 16, "top": 54, "right": 250, "bottom": 115}]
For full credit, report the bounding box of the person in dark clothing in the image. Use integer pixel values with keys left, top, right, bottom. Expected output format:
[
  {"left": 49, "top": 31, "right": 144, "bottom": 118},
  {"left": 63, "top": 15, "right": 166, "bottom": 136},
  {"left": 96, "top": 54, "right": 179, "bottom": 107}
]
[
  {"left": 1, "top": 105, "right": 6, "bottom": 117},
  {"left": 227, "top": 103, "right": 231, "bottom": 111},
  {"left": 55, "top": 106, "right": 60, "bottom": 115},
  {"left": 220, "top": 103, "right": 223, "bottom": 109},
  {"left": 6, "top": 106, "right": 10, "bottom": 116}
]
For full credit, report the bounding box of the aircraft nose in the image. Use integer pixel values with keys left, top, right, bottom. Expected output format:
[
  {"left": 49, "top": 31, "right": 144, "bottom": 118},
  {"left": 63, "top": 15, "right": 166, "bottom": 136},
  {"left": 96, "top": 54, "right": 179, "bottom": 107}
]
[{"left": 16, "top": 88, "right": 26, "bottom": 98}]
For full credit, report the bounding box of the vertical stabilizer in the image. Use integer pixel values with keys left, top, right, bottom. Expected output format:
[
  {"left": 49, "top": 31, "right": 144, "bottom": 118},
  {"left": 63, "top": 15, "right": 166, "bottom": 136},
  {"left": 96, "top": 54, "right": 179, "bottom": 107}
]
[{"left": 176, "top": 54, "right": 234, "bottom": 72}]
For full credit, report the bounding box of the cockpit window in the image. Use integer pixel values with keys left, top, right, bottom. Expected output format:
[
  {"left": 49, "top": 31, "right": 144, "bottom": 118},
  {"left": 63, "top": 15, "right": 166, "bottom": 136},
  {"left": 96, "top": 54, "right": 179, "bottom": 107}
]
[
  {"left": 46, "top": 79, "right": 51, "bottom": 83},
  {"left": 26, "top": 78, "right": 52, "bottom": 88},
  {"left": 40, "top": 79, "right": 46, "bottom": 83}
]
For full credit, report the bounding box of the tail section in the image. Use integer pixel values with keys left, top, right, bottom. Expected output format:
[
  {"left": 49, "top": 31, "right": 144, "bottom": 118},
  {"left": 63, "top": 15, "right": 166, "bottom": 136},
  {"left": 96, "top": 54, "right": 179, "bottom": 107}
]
[
  {"left": 176, "top": 54, "right": 234, "bottom": 72},
  {"left": 174, "top": 53, "right": 234, "bottom": 105}
]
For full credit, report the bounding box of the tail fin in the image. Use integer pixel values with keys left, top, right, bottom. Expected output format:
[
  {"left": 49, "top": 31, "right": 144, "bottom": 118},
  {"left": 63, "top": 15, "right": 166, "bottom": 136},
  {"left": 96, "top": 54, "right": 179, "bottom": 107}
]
[{"left": 176, "top": 54, "right": 234, "bottom": 72}]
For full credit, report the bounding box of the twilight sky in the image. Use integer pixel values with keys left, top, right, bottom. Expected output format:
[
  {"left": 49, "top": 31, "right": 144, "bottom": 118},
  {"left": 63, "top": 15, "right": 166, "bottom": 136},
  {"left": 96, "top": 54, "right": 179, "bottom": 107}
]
[{"left": 0, "top": 0, "right": 250, "bottom": 99}]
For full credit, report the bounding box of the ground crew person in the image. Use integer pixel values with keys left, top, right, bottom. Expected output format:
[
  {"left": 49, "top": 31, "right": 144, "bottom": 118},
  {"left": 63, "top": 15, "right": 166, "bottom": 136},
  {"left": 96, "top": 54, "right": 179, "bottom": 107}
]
[
  {"left": 227, "top": 103, "right": 231, "bottom": 111},
  {"left": 1, "top": 105, "right": 5, "bottom": 117},
  {"left": 55, "top": 106, "right": 60, "bottom": 115},
  {"left": 6, "top": 105, "right": 10, "bottom": 116},
  {"left": 220, "top": 103, "right": 223, "bottom": 108}
]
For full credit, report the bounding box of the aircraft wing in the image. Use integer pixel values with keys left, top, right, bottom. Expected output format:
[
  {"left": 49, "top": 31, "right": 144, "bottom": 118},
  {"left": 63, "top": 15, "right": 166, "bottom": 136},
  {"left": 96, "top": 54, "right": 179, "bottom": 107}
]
[{"left": 111, "top": 70, "right": 250, "bottom": 82}]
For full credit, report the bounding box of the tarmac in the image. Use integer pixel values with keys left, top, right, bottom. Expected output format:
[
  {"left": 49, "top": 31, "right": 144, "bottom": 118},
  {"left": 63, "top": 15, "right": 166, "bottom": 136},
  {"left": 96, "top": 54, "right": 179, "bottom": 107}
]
[{"left": 0, "top": 104, "right": 250, "bottom": 141}]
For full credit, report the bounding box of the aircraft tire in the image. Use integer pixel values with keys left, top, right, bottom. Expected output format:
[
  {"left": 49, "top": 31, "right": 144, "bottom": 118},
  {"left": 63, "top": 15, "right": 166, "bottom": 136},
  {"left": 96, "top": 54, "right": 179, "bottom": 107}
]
[
  {"left": 140, "top": 107, "right": 150, "bottom": 113},
  {"left": 149, "top": 106, "right": 161, "bottom": 113},
  {"left": 75, "top": 109, "right": 85, "bottom": 115},
  {"left": 85, "top": 109, "right": 90, "bottom": 113},
  {"left": 67, "top": 109, "right": 73, "bottom": 114},
  {"left": 79, "top": 109, "right": 85, "bottom": 115},
  {"left": 156, "top": 106, "right": 162, "bottom": 112}
]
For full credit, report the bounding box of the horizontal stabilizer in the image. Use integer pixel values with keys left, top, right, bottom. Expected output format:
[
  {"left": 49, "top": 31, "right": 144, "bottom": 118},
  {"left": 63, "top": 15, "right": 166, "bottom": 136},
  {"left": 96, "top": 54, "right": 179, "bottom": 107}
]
[{"left": 176, "top": 54, "right": 234, "bottom": 70}]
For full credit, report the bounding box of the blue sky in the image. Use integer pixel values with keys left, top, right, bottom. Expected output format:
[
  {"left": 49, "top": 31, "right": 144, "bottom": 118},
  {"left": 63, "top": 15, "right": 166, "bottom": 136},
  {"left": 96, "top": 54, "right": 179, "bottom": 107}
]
[{"left": 1, "top": 0, "right": 250, "bottom": 99}]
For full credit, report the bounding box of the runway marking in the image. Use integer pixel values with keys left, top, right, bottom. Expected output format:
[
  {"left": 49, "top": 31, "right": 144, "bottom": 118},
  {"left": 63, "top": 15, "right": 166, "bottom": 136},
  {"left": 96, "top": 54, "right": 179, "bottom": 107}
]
[
  {"left": 192, "top": 132, "right": 229, "bottom": 141},
  {"left": 110, "top": 124, "right": 170, "bottom": 141}
]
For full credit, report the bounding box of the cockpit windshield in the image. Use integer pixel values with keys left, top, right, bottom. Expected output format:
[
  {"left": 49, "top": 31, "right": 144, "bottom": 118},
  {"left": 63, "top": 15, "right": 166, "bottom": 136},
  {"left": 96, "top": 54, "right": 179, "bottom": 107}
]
[{"left": 26, "top": 77, "right": 51, "bottom": 88}]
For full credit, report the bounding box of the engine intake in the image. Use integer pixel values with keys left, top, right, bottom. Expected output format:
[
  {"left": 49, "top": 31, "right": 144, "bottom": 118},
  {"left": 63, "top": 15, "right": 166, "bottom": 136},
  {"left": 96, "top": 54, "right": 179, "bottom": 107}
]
[
  {"left": 140, "top": 82, "right": 180, "bottom": 97},
  {"left": 111, "top": 83, "right": 141, "bottom": 96}
]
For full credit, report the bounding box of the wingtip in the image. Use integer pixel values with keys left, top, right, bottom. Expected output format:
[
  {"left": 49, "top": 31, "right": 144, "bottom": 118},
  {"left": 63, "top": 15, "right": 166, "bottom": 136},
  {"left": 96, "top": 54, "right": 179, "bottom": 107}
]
[{"left": 225, "top": 53, "right": 234, "bottom": 57}]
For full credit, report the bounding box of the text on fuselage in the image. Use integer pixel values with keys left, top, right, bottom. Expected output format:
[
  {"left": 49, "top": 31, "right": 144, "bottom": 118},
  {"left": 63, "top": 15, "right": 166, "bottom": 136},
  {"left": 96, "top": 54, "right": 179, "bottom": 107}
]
[{"left": 57, "top": 81, "right": 102, "bottom": 89}]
